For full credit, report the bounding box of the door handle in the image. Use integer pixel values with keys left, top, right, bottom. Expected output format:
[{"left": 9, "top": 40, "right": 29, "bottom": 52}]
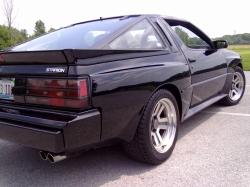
[{"left": 188, "top": 58, "right": 196, "bottom": 63}]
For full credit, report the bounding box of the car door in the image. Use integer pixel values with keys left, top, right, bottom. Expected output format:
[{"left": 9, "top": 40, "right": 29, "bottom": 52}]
[{"left": 165, "top": 20, "right": 228, "bottom": 106}]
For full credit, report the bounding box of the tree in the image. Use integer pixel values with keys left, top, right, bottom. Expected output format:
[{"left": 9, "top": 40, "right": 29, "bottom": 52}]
[
  {"left": 0, "top": 25, "right": 11, "bottom": 49},
  {"left": 0, "top": 25, "right": 28, "bottom": 49},
  {"left": 215, "top": 33, "right": 250, "bottom": 45},
  {"left": 2, "top": 0, "right": 15, "bottom": 29},
  {"left": 48, "top": 28, "right": 55, "bottom": 33},
  {"left": 20, "top": 29, "right": 28, "bottom": 39},
  {"left": 175, "top": 27, "right": 189, "bottom": 44},
  {"left": 2, "top": 0, "right": 15, "bottom": 45},
  {"left": 34, "top": 20, "right": 46, "bottom": 37}
]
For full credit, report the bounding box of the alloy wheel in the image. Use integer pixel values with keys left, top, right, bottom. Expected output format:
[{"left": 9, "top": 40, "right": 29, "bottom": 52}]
[
  {"left": 150, "top": 98, "right": 177, "bottom": 153},
  {"left": 229, "top": 72, "right": 244, "bottom": 101}
]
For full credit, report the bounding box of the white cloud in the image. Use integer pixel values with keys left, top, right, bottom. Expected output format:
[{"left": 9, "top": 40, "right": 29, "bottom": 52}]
[{"left": 0, "top": 0, "right": 249, "bottom": 37}]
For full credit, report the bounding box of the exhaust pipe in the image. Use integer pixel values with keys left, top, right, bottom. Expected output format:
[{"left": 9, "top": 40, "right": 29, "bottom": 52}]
[
  {"left": 47, "top": 153, "right": 67, "bottom": 164},
  {"left": 39, "top": 151, "right": 48, "bottom": 161}
]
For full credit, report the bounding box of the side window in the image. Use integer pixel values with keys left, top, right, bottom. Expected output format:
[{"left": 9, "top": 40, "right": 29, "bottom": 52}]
[
  {"left": 108, "top": 20, "right": 164, "bottom": 49},
  {"left": 171, "top": 25, "right": 209, "bottom": 49}
]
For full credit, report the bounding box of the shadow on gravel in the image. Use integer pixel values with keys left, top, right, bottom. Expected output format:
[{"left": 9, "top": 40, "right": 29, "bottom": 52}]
[{"left": 0, "top": 105, "right": 224, "bottom": 187}]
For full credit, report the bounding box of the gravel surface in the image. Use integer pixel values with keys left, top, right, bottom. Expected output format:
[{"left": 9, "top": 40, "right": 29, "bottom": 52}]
[{"left": 0, "top": 72, "right": 249, "bottom": 187}]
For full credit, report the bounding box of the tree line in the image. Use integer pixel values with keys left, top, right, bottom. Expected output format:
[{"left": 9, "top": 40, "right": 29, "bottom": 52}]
[
  {"left": 1, "top": 21, "right": 250, "bottom": 50},
  {"left": 215, "top": 33, "right": 250, "bottom": 45},
  {"left": 1, "top": 0, "right": 250, "bottom": 50},
  {"left": 1, "top": 0, "right": 55, "bottom": 50},
  {"left": 0, "top": 20, "right": 55, "bottom": 50},
  {"left": 175, "top": 27, "right": 250, "bottom": 46}
]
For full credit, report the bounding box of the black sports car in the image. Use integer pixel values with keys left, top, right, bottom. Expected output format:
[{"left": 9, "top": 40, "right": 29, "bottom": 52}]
[{"left": 0, "top": 15, "right": 245, "bottom": 164}]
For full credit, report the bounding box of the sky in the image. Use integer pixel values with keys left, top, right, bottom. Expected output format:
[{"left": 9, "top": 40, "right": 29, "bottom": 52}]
[{"left": 0, "top": 0, "right": 249, "bottom": 38}]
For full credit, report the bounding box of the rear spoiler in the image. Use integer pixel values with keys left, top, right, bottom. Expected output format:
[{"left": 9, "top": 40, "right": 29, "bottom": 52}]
[
  {"left": 0, "top": 50, "right": 70, "bottom": 64},
  {"left": 0, "top": 49, "right": 165, "bottom": 64}
]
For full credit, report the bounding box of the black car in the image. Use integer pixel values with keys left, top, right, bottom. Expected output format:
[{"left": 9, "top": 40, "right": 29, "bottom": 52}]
[{"left": 0, "top": 15, "right": 245, "bottom": 164}]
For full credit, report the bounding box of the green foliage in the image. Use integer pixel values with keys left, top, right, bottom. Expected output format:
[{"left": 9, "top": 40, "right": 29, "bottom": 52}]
[
  {"left": 215, "top": 33, "right": 250, "bottom": 45},
  {"left": 0, "top": 25, "right": 28, "bottom": 49},
  {"left": 175, "top": 27, "right": 250, "bottom": 46},
  {"left": 229, "top": 45, "right": 250, "bottom": 71},
  {"left": 0, "top": 25, "right": 11, "bottom": 48},
  {"left": 188, "top": 37, "right": 204, "bottom": 46},
  {"left": 34, "top": 20, "right": 46, "bottom": 37},
  {"left": 175, "top": 27, "right": 207, "bottom": 47},
  {"left": 48, "top": 28, "right": 55, "bottom": 33},
  {"left": 0, "top": 19, "right": 47, "bottom": 50},
  {"left": 175, "top": 27, "right": 189, "bottom": 44}
]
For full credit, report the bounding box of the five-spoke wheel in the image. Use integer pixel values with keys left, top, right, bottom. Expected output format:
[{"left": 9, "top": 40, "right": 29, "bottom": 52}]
[
  {"left": 124, "top": 66, "right": 245, "bottom": 165},
  {"left": 150, "top": 98, "right": 177, "bottom": 154},
  {"left": 229, "top": 71, "right": 244, "bottom": 101},
  {"left": 124, "top": 90, "right": 179, "bottom": 165},
  {"left": 220, "top": 66, "right": 245, "bottom": 105}
]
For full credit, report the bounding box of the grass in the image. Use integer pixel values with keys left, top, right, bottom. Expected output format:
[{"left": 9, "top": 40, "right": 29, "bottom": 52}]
[{"left": 229, "top": 45, "right": 250, "bottom": 71}]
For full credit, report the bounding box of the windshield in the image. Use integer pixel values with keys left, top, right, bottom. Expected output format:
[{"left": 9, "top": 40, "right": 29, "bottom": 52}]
[{"left": 11, "top": 17, "right": 135, "bottom": 51}]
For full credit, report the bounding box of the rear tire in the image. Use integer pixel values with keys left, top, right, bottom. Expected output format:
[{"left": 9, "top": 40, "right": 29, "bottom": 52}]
[
  {"left": 220, "top": 66, "right": 245, "bottom": 106},
  {"left": 123, "top": 90, "right": 179, "bottom": 165}
]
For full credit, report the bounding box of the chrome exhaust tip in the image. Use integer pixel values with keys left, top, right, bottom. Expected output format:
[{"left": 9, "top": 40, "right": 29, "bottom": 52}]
[
  {"left": 47, "top": 153, "right": 67, "bottom": 164},
  {"left": 39, "top": 151, "right": 48, "bottom": 161}
]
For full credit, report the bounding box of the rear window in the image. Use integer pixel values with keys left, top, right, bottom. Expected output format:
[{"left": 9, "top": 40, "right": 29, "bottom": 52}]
[{"left": 11, "top": 17, "right": 135, "bottom": 51}]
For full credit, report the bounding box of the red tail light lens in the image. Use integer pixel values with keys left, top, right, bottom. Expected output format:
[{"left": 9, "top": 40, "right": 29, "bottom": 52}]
[
  {"left": 0, "top": 54, "right": 5, "bottom": 63},
  {"left": 25, "top": 78, "right": 89, "bottom": 109}
]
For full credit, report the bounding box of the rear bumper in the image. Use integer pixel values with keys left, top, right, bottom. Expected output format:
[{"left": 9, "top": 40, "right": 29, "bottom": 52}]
[{"left": 0, "top": 106, "right": 101, "bottom": 153}]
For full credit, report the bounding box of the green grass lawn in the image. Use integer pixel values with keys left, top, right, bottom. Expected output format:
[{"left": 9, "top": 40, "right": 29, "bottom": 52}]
[{"left": 229, "top": 45, "right": 250, "bottom": 71}]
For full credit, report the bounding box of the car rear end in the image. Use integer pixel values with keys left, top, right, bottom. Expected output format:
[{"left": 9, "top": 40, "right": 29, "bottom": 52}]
[
  {"left": 0, "top": 16, "right": 142, "bottom": 161},
  {"left": 0, "top": 50, "right": 101, "bottom": 154}
]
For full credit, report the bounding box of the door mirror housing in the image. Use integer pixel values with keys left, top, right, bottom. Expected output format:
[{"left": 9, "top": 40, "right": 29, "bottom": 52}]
[{"left": 213, "top": 40, "right": 228, "bottom": 49}]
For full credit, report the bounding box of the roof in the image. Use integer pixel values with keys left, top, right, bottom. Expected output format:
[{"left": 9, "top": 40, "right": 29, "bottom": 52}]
[{"left": 70, "top": 14, "right": 189, "bottom": 27}]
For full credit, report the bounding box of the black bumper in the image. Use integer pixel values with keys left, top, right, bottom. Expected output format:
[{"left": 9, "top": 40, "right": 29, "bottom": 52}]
[{"left": 0, "top": 106, "right": 101, "bottom": 153}]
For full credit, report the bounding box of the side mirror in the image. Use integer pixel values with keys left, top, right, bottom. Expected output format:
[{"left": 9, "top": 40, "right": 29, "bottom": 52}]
[{"left": 213, "top": 40, "right": 228, "bottom": 49}]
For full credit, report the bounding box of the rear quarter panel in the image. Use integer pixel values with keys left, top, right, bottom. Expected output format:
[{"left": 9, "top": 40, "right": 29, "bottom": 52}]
[{"left": 69, "top": 52, "right": 191, "bottom": 142}]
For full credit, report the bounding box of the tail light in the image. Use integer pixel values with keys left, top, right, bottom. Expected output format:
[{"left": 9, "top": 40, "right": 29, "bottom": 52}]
[
  {"left": 20, "top": 78, "right": 89, "bottom": 109},
  {"left": 0, "top": 54, "right": 4, "bottom": 63}
]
